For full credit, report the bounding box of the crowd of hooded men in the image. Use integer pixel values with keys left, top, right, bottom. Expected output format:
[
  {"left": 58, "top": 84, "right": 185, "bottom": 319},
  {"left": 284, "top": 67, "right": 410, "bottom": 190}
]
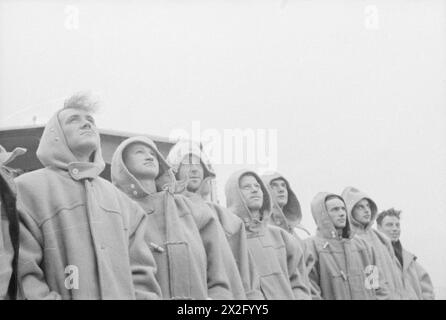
[{"left": 0, "top": 93, "right": 435, "bottom": 300}]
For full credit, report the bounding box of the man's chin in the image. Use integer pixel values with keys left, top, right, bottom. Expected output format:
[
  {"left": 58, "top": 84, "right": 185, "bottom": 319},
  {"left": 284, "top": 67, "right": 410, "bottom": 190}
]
[
  {"left": 79, "top": 140, "right": 99, "bottom": 152},
  {"left": 248, "top": 204, "right": 262, "bottom": 212},
  {"left": 140, "top": 172, "right": 157, "bottom": 180},
  {"left": 186, "top": 184, "right": 199, "bottom": 193},
  {"left": 72, "top": 142, "right": 99, "bottom": 159},
  {"left": 277, "top": 200, "right": 287, "bottom": 208}
]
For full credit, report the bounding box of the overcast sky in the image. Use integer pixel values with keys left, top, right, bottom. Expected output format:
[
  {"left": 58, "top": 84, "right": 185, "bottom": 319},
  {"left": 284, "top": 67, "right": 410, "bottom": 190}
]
[{"left": 1, "top": 0, "right": 445, "bottom": 298}]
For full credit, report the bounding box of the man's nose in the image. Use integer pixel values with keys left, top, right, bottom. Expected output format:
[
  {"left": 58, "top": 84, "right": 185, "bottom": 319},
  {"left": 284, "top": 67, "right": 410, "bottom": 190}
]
[
  {"left": 189, "top": 165, "right": 199, "bottom": 173},
  {"left": 251, "top": 186, "right": 260, "bottom": 193},
  {"left": 81, "top": 120, "right": 92, "bottom": 129}
]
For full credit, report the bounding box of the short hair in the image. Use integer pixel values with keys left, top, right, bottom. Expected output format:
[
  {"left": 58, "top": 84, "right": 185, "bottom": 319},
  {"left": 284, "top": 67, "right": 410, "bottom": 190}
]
[
  {"left": 376, "top": 208, "right": 401, "bottom": 226},
  {"left": 239, "top": 172, "right": 259, "bottom": 186},
  {"left": 325, "top": 194, "right": 344, "bottom": 204},
  {"left": 63, "top": 91, "right": 99, "bottom": 113},
  {"left": 270, "top": 177, "right": 287, "bottom": 186}
]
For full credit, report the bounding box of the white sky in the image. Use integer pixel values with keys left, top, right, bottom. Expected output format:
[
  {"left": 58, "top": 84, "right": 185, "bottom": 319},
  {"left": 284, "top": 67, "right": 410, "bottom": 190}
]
[{"left": 1, "top": 0, "right": 445, "bottom": 298}]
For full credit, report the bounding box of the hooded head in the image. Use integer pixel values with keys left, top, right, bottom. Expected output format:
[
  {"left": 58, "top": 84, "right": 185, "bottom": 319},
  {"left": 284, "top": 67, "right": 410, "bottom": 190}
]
[
  {"left": 225, "top": 169, "right": 272, "bottom": 230},
  {"left": 166, "top": 140, "right": 215, "bottom": 194},
  {"left": 341, "top": 186, "right": 378, "bottom": 232},
  {"left": 111, "top": 136, "right": 176, "bottom": 198},
  {"left": 261, "top": 172, "right": 302, "bottom": 229},
  {"left": 36, "top": 100, "right": 105, "bottom": 180},
  {"left": 311, "top": 192, "right": 351, "bottom": 239}
]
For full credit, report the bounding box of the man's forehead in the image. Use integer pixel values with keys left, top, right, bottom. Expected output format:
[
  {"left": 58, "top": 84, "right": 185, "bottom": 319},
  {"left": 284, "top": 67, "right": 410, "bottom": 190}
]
[
  {"left": 181, "top": 153, "right": 201, "bottom": 164},
  {"left": 326, "top": 197, "right": 344, "bottom": 206},
  {"left": 358, "top": 198, "right": 370, "bottom": 205},
  {"left": 126, "top": 142, "right": 155, "bottom": 152},
  {"left": 271, "top": 177, "right": 287, "bottom": 185},
  {"left": 240, "top": 174, "right": 259, "bottom": 184},
  {"left": 59, "top": 108, "right": 94, "bottom": 120},
  {"left": 383, "top": 215, "right": 400, "bottom": 223}
]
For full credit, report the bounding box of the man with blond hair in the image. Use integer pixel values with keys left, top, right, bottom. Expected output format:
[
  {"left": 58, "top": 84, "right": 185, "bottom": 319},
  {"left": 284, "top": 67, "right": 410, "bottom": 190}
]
[{"left": 15, "top": 92, "right": 161, "bottom": 299}]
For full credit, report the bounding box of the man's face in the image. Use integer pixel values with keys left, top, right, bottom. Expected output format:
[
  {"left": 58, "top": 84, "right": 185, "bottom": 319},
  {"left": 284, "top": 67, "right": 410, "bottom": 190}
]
[
  {"left": 378, "top": 216, "right": 401, "bottom": 241},
  {"left": 59, "top": 108, "right": 99, "bottom": 160},
  {"left": 352, "top": 198, "right": 372, "bottom": 226},
  {"left": 123, "top": 143, "right": 159, "bottom": 180},
  {"left": 270, "top": 178, "right": 288, "bottom": 208},
  {"left": 325, "top": 197, "right": 347, "bottom": 230},
  {"left": 177, "top": 154, "right": 204, "bottom": 193},
  {"left": 239, "top": 174, "right": 264, "bottom": 212}
]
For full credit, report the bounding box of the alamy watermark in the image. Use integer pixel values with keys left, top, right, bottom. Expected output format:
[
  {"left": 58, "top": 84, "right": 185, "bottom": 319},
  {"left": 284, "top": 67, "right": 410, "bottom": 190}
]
[
  {"left": 169, "top": 121, "right": 278, "bottom": 175},
  {"left": 64, "top": 5, "right": 80, "bottom": 30},
  {"left": 64, "top": 265, "right": 79, "bottom": 290},
  {"left": 364, "top": 5, "right": 380, "bottom": 30}
]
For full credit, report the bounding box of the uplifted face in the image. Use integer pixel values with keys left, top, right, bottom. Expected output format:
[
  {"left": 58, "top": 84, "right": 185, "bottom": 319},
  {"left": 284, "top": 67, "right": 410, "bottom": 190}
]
[
  {"left": 177, "top": 154, "right": 204, "bottom": 193},
  {"left": 59, "top": 108, "right": 99, "bottom": 161},
  {"left": 123, "top": 142, "right": 159, "bottom": 180},
  {"left": 239, "top": 174, "right": 264, "bottom": 212},
  {"left": 352, "top": 198, "right": 372, "bottom": 226},
  {"left": 325, "top": 197, "right": 347, "bottom": 230},
  {"left": 270, "top": 178, "right": 288, "bottom": 208},
  {"left": 379, "top": 215, "right": 401, "bottom": 241}
]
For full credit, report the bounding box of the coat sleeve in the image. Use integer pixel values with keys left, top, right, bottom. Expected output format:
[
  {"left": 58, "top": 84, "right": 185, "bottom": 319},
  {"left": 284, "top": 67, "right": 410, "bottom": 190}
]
[
  {"left": 227, "top": 217, "right": 263, "bottom": 300},
  {"left": 294, "top": 234, "right": 315, "bottom": 296},
  {"left": 16, "top": 205, "right": 61, "bottom": 300},
  {"left": 414, "top": 260, "right": 435, "bottom": 300},
  {"left": 283, "top": 231, "right": 312, "bottom": 300},
  {"left": 0, "top": 212, "right": 14, "bottom": 299},
  {"left": 213, "top": 205, "right": 263, "bottom": 300},
  {"left": 304, "top": 238, "right": 322, "bottom": 300},
  {"left": 363, "top": 239, "right": 392, "bottom": 300},
  {"left": 245, "top": 251, "right": 264, "bottom": 300},
  {"left": 127, "top": 201, "right": 162, "bottom": 300},
  {"left": 188, "top": 201, "right": 233, "bottom": 299},
  {"left": 0, "top": 170, "right": 19, "bottom": 300}
]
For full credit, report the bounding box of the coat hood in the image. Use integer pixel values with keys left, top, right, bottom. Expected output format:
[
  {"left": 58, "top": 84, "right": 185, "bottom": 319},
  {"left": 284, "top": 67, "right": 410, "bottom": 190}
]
[
  {"left": 166, "top": 140, "right": 216, "bottom": 195},
  {"left": 311, "top": 192, "right": 351, "bottom": 239},
  {"left": 36, "top": 110, "right": 105, "bottom": 180},
  {"left": 225, "top": 169, "right": 272, "bottom": 232},
  {"left": 261, "top": 172, "right": 303, "bottom": 228},
  {"left": 111, "top": 136, "right": 178, "bottom": 198},
  {"left": 341, "top": 186, "right": 378, "bottom": 232},
  {"left": 166, "top": 140, "right": 215, "bottom": 179}
]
